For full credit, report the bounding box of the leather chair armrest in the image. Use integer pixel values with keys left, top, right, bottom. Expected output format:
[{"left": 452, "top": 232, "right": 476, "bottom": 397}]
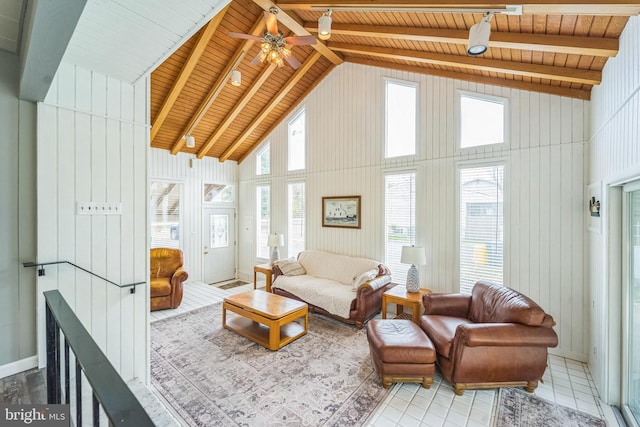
[
  {"left": 423, "top": 293, "right": 471, "bottom": 317},
  {"left": 272, "top": 265, "right": 283, "bottom": 281},
  {"left": 358, "top": 274, "right": 391, "bottom": 292},
  {"left": 171, "top": 267, "right": 188, "bottom": 286},
  {"left": 455, "top": 323, "right": 559, "bottom": 348}
]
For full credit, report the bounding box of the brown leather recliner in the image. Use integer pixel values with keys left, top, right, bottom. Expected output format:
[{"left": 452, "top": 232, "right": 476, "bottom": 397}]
[
  {"left": 420, "top": 281, "right": 558, "bottom": 395},
  {"left": 150, "top": 248, "right": 188, "bottom": 311}
]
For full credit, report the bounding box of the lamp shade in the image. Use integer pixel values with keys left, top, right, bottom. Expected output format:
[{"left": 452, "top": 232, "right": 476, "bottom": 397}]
[
  {"left": 467, "top": 18, "right": 491, "bottom": 56},
  {"left": 268, "top": 233, "right": 284, "bottom": 247},
  {"left": 231, "top": 70, "right": 241, "bottom": 86},
  {"left": 401, "top": 246, "right": 426, "bottom": 266},
  {"left": 318, "top": 13, "right": 332, "bottom": 40},
  {"left": 185, "top": 134, "right": 195, "bottom": 148}
]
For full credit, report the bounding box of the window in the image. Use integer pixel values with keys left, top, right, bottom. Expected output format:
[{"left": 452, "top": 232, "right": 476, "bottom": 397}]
[
  {"left": 459, "top": 164, "right": 504, "bottom": 294},
  {"left": 288, "top": 182, "right": 305, "bottom": 257},
  {"left": 203, "top": 183, "right": 234, "bottom": 203},
  {"left": 256, "top": 143, "right": 270, "bottom": 175},
  {"left": 150, "top": 181, "right": 181, "bottom": 249},
  {"left": 385, "top": 80, "right": 417, "bottom": 158},
  {"left": 385, "top": 172, "right": 416, "bottom": 285},
  {"left": 288, "top": 110, "right": 305, "bottom": 171},
  {"left": 459, "top": 92, "right": 506, "bottom": 149},
  {"left": 256, "top": 185, "right": 270, "bottom": 259}
]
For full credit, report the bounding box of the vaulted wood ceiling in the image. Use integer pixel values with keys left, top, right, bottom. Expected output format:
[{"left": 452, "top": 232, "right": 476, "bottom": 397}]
[{"left": 150, "top": 0, "right": 640, "bottom": 163}]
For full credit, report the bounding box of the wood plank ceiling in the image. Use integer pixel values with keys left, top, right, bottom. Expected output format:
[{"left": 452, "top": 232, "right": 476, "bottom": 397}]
[{"left": 150, "top": 0, "right": 640, "bottom": 162}]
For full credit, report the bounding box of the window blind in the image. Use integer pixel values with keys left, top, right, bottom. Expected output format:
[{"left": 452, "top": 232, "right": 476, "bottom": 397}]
[
  {"left": 459, "top": 165, "right": 504, "bottom": 294},
  {"left": 288, "top": 182, "right": 305, "bottom": 258},
  {"left": 256, "top": 185, "right": 270, "bottom": 259},
  {"left": 385, "top": 172, "right": 416, "bottom": 285}
]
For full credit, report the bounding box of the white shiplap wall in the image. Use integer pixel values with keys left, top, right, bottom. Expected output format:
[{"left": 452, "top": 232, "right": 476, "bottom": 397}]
[
  {"left": 239, "top": 62, "right": 589, "bottom": 361},
  {"left": 149, "top": 148, "right": 238, "bottom": 282},
  {"left": 36, "top": 62, "right": 149, "bottom": 381},
  {"left": 589, "top": 15, "right": 640, "bottom": 403}
]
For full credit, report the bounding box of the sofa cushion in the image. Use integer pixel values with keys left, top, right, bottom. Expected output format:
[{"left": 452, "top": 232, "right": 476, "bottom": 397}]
[
  {"left": 298, "top": 250, "right": 380, "bottom": 285},
  {"left": 275, "top": 258, "right": 306, "bottom": 276},
  {"left": 468, "top": 281, "right": 548, "bottom": 326},
  {"left": 420, "top": 315, "right": 471, "bottom": 359},
  {"left": 273, "top": 274, "right": 355, "bottom": 318},
  {"left": 150, "top": 277, "right": 171, "bottom": 297}
]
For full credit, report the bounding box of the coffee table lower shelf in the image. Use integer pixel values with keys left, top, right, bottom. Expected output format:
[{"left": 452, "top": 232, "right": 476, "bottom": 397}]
[{"left": 224, "top": 316, "right": 306, "bottom": 350}]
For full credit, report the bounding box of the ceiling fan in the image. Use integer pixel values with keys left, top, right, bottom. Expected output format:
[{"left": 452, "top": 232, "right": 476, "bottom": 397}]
[{"left": 228, "top": 7, "right": 316, "bottom": 69}]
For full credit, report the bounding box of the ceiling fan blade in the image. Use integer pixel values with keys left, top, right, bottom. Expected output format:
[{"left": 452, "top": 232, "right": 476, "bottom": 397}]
[
  {"left": 250, "top": 53, "right": 262, "bottom": 65},
  {"left": 284, "top": 35, "right": 317, "bottom": 46},
  {"left": 228, "top": 32, "right": 262, "bottom": 41},
  {"left": 284, "top": 54, "right": 301, "bottom": 69},
  {"left": 264, "top": 10, "right": 278, "bottom": 35}
]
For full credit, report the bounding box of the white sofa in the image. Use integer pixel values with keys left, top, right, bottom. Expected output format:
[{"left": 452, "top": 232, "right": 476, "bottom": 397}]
[{"left": 272, "top": 250, "right": 392, "bottom": 329}]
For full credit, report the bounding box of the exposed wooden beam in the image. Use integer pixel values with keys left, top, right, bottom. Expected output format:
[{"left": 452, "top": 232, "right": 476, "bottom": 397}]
[
  {"left": 251, "top": 0, "right": 344, "bottom": 65},
  {"left": 238, "top": 63, "right": 338, "bottom": 163},
  {"left": 196, "top": 64, "right": 278, "bottom": 159},
  {"left": 151, "top": 5, "right": 230, "bottom": 143},
  {"left": 169, "top": 17, "right": 265, "bottom": 155},
  {"left": 220, "top": 52, "right": 322, "bottom": 162},
  {"left": 303, "top": 22, "right": 619, "bottom": 57},
  {"left": 329, "top": 42, "right": 601, "bottom": 84},
  {"left": 278, "top": 0, "right": 640, "bottom": 16},
  {"left": 349, "top": 57, "right": 591, "bottom": 99}
]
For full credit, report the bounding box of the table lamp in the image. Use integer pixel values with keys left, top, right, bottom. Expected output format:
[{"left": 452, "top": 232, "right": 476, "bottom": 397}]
[
  {"left": 401, "top": 245, "right": 426, "bottom": 293},
  {"left": 268, "top": 233, "right": 284, "bottom": 264}
]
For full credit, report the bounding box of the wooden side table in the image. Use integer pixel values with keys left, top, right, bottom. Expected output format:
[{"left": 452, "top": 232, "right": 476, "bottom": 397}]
[
  {"left": 382, "top": 285, "right": 431, "bottom": 324},
  {"left": 253, "top": 263, "right": 273, "bottom": 292}
]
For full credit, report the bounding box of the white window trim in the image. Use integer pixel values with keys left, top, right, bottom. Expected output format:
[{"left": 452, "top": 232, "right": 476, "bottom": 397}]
[
  {"left": 456, "top": 90, "right": 509, "bottom": 153},
  {"left": 384, "top": 77, "right": 419, "bottom": 160},
  {"left": 456, "top": 159, "right": 508, "bottom": 293},
  {"left": 288, "top": 108, "right": 306, "bottom": 172}
]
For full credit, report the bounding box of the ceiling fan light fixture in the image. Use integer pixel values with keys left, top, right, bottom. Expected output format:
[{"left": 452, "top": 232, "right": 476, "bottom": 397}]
[
  {"left": 231, "top": 70, "right": 241, "bottom": 86},
  {"left": 184, "top": 134, "right": 195, "bottom": 148},
  {"left": 467, "top": 12, "right": 493, "bottom": 56},
  {"left": 318, "top": 10, "right": 332, "bottom": 40}
]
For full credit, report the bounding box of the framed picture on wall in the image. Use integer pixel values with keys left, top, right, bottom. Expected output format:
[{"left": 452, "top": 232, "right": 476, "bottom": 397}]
[{"left": 322, "top": 196, "right": 361, "bottom": 229}]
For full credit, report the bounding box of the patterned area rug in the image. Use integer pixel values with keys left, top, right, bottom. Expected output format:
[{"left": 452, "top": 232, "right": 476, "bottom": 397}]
[
  {"left": 495, "top": 388, "right": 606, "bottom": 427},
  {"left": 150, "top": 303, "right": 389, "bottom": 426},
  {"left": 214, "top": 280, "right": 249, "bottom": 289}
]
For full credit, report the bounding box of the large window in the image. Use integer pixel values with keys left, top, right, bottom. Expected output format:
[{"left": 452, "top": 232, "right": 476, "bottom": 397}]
[
  {"left": 459, "top": 92, "right": 506, "bottom": 149},
  {"left": 288, "top": 182, "right": 305, "bottom": 258},
  {"left": 385, "top": 80, "right": 417, "bottom": 158},
  {"left": 256, "top": 142, "right": 270, "bottom": 175},
  {"left": 385, "top": 172, "right": 416, "bottom": 285},
  {"left": 288, "top": 110, "right": 305, "bottom": 171},
  {"left": 256, "top": 185, "right": 270, "bottom": 259},
  {"left": 150, "top": 181, "right": 182, "bottom": 249},
  {"left": 459, "top": 164, "right": 504, "bottom": 294}
]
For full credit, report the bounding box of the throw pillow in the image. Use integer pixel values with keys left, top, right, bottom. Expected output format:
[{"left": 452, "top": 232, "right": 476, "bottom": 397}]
[
  {"left": 352, "top": 268, "right": 378, "bottom": 291},
  {"left": 276, "top": 258, "right": 307, "bottom": 276}
]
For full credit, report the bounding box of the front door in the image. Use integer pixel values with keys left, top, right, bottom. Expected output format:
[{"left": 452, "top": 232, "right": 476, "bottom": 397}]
[{"left": 202, "top": 208, "right": 235, "bottom": 284}]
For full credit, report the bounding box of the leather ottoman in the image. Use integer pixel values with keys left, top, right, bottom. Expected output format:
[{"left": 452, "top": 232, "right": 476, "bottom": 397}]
[{"left": 366, "top": 319, "right": 436, "bottom": 389}]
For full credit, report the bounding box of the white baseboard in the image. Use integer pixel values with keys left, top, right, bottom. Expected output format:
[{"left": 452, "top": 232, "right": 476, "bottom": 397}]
[{"left": 0, "top": 355, "right": 39, "bottom": 379}]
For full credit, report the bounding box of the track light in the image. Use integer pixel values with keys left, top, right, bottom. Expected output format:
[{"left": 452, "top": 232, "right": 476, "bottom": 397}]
[
  {"left": 467, "top": 12, "right": 493, "bottom": 56},
  {"left": 318, "top": 10, "right": 332, "bottom": 40},
  {"left": 185, "top": 134, "right": 195, "bottom": 148},
  {"left": 231, "top": 70, "right": 241, "bottom": 86}
]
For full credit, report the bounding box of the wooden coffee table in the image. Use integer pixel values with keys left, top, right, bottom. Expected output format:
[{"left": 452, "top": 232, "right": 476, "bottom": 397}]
[{"left": 222, "top": 290, "right": 308, "bottom": 351}]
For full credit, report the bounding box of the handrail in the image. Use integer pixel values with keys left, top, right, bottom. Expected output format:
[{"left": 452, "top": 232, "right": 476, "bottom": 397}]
[
  {"left": 23, "top": 261, "right": 145, "bottom": 293},
  {"left": 45, "top": 290, "right": 154, "bottom": 426}
]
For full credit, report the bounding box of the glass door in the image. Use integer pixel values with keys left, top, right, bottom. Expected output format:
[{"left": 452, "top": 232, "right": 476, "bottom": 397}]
[{"left": 624, "top": 185, "right": 640, "bottom": 425}]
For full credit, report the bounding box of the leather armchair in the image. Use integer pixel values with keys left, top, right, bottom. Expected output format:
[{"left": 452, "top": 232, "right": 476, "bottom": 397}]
[
  {"left": 420, "top": 281, "right": 558, "bottom": 395},
  {"left": 150, "top": 248, "right": 188, "bottom": 311}
]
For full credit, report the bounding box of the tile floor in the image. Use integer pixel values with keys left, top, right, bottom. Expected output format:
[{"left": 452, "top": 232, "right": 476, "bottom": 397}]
[{"left": 151, "top": 281, "right": 618, "bottom": 427}]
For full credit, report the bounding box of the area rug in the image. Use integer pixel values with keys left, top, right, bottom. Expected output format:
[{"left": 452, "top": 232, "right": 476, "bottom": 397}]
[
  {"left": 214, "top": 280, "right": 249, "bottom": 290},
  {"left": 150, "top": 303, "right": 389, "bottom": 426},
  {"left": 495, "top": 387, "right": 606, "bottom": 427}
]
